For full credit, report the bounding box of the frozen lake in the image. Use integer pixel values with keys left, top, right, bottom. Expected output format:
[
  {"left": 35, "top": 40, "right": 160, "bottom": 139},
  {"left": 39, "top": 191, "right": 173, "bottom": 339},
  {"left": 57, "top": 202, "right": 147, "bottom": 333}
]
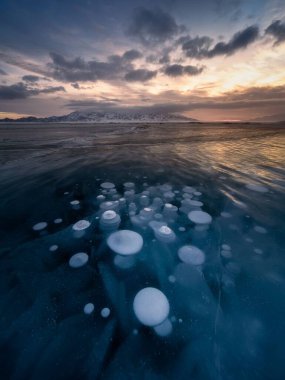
[{"left": 0, "top": 122, "right": 285, "bottom": 380}]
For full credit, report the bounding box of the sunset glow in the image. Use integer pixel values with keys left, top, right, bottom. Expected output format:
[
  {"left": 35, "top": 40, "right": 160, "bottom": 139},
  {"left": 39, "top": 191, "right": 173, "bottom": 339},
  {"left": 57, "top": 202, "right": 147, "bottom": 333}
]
[{"left": 0, "top": 0, "right": 285, "bottom": 121}]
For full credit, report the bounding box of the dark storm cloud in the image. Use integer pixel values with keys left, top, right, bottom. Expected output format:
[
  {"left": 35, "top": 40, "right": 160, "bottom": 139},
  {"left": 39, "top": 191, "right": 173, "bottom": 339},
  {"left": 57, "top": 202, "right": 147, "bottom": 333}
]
[
  {"left": 125, "top": 69, "right": 157, "bottom": 82},
  {"left": 22, "top": 75, "right": 41, "bottom": 82},
  {"left": 265, "top": 20, "right": 285, "bottom": 45},
  {"left": 48, "top": 51, "right": 135, "bottom": 82},
  {"left": 207, "top": 25, "right": 259, "bottom": 57},
  {"left": 159, "top": 53, "right": 170, "bottom": 64},
  {"left": 164, "top": 64, "right": 204, "bottom": 77},
  {"left": 180, "top": 25, "right": 259, "bottom": 59},
  {"left": 179, "top": 36, "right": 213, "bottom": 58},
  {"left": 122, "top": 49, "right": 143, "bottom": 61},
  {"left": 127, "top": 7, "right": 183, "bottom": 45},
  {"left": 0, "top": 82, "right": 65, "bottom": 100}
]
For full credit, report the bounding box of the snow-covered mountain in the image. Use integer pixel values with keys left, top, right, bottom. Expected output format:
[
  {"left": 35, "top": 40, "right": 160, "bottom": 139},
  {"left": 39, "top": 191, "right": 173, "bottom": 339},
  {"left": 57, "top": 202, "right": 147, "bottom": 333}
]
[
  {"left": 249, "top": 113, "right": 285, "bottom": 123},
  {"left": 0, "top": 111, "right": 198, "bottom": 123}
]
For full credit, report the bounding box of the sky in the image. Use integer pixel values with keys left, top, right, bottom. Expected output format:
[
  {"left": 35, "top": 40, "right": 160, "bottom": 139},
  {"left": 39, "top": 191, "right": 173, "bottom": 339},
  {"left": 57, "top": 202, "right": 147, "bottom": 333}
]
[{"left": 0, "top": 0, "right": 285, "bottom": 121}]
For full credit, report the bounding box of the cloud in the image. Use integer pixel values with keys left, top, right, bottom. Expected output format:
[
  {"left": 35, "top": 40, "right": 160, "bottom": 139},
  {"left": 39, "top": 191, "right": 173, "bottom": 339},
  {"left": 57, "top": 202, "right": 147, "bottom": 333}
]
[
  {"left": 127, "top": 7, "right": 182, "bottom": 45},
  {"left": 0, "top": 82, "right": 65, "bottom": 100},
  {"left": 122, "top": 49, "right": 142, "bottom": 61},
  {"left": 207, "top": 25, "right": 259, "bottom": 57},
  {"left": 164, "top": 64, "right": 204, "bottom": 77},
  {"left": 125, "top": 69, "right": 157, "bottom": 82},
  {"left": 48, "top": 51, "right": 134, "bottom": 82},
  {"left": 179, "top": 35, "right": 214, "bottom": 58},
  {"left": 65, "top": 99, "right": 119, "bottom": 109},
  {"left": 159, "top": 53, "right": 170, "bottom": 64},
  {"left": 71, "top": 83, "right": 80, "bottom": 89},
  {"left": 22, "top": 75, "right": 41, "bottom": 82},
  {"left": 265, "top": 20, "right": 285, "bottom": 45},
  {"left": 180, "top": 25, "right": 259, "bottom": 59},
  {"left": 0, "top": 68, "right": 7, "bottom": 75}
]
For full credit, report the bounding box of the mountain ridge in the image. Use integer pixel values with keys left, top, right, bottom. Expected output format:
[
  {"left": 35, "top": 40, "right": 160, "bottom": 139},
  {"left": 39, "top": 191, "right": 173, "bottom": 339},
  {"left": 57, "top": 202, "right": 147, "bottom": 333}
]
[{"left": 0, "top": 110, "right": 198, "bottom": 123}]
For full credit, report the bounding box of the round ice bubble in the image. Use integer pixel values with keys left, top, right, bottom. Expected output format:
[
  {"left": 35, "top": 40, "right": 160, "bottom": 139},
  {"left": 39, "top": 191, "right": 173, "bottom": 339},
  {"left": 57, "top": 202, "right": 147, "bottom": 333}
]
[
  {"left": 246, "top": 183, "right": 268, "bottom": 193},
  {"left": 54, "top": 218, "right": 63, "bottom": 224},
  {"left": 254, "top": 248, "right": 263, "bottom": 255},
  {"left": 254, "top": 226, "right": 267, "bottom": 234},
  {"left": 107, "top": 230, "right": 143, "bottom": 255},
  {"left": 183, "top": 186, "right": 195, "bottom": 194},
  {"left": 102, "top": 210, "right": 117, "bottom": 220},
  {"left": 178, "top": 245, "right": 205, "bottom": 265},
  {"left": 221, "top": 212, "right": 232, "bottom": 218},
  {"left": 84, "top": 303, "right": 94, "bottom": 315},
  {"left": 221, "top": 250, "right": 232, "bottom": 259},
  {"left": 114, "top": 254, "right": 135, "bottom": 269},
  {"left": 133, "top": 287, "right": 170, "bottom": 327},
  {"left": 163, "top": 191, "right": 175, "bottom": 199},
  {"left": 188, "top": 210, "right": 212, "bottom": 224},
  {"left": 70, "top": 200, "right": 80, "bottom": 205},
  {"left": 154, "top": 318, "right": 173, "bottom": 337},
  {"left": 101, "top": 307, "right": 110, "bottom": 318},
  {"left": 160, "top": 226, "right": 172, "bottom": 235},
  {"left": 32, "top": 222, "right": 47, "bottom": 231},
  {"left": 154, "top": 225, "right": 176, "bottom": 243},
  {"left": 179, "top": 227, "right": 186, "bottom": 232},
  {"left": 124, "top": 182, "right": 135, "bottom": 189},
  {"left": 222, "top": 244, "right": 231, "bottom": 251},
  {"left": 49, "top": 245, "right": 58, "bottom": 252},
  {"left": 168, "top": 275, "right": 176, "bottom": 283},
  {"left": 69, "top": 252, "right": 89, "bottom": 268},
  {"left": 101, "top": 182, "right": 115, "bottom": 189},
  {"left": 194, "top": 191, "right": 202, "bottom": 196},
  {"left": 188, "top": 200, "right": 203, "bottom": 207},
  {"left": 100, "top": 201, "right": 117, "bottom": 211},
  {"left": 160, "top": 184, "right": 172, "bottom": 192},
  {"left": 72, "top": 220, "right": 91, "bottom": 231}
]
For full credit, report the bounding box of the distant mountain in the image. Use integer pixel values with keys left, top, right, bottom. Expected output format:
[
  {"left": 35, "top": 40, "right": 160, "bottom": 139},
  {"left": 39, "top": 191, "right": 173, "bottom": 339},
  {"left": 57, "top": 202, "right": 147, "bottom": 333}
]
[
  {"left": 0, "top": 111, "right": 198, "bottom": 123},
  {"left": 249, "top": 113, "right": 285, "bottom": 123}
]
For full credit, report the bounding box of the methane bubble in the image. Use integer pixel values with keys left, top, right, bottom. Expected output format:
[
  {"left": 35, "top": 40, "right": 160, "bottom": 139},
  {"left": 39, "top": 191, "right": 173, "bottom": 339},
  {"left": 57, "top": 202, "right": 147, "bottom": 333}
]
[{"left": 133, "top": 287, "right": 170, "bottom": 327}]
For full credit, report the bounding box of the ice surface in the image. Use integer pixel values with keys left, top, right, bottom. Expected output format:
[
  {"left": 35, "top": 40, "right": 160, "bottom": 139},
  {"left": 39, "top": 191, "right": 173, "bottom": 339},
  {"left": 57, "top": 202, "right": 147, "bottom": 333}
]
[
  {"left": 246, "top": 183, "right": 269, "bottom": 193},
  {"left": 1, "top": 123, "right": 284, "bottom": 380}
]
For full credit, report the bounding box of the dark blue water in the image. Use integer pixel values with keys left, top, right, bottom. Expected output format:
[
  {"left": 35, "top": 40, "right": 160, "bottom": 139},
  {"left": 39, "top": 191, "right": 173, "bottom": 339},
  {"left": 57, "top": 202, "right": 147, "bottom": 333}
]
[{"left": 0, "top": 123, "right": 285, "bottom": 380}]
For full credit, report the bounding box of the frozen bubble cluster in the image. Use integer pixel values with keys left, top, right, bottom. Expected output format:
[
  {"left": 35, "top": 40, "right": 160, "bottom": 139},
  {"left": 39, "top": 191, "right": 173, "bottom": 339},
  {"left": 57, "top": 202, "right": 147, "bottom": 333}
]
[{"left": 23, "top": 175, "right": 277, "bottom": 380}]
